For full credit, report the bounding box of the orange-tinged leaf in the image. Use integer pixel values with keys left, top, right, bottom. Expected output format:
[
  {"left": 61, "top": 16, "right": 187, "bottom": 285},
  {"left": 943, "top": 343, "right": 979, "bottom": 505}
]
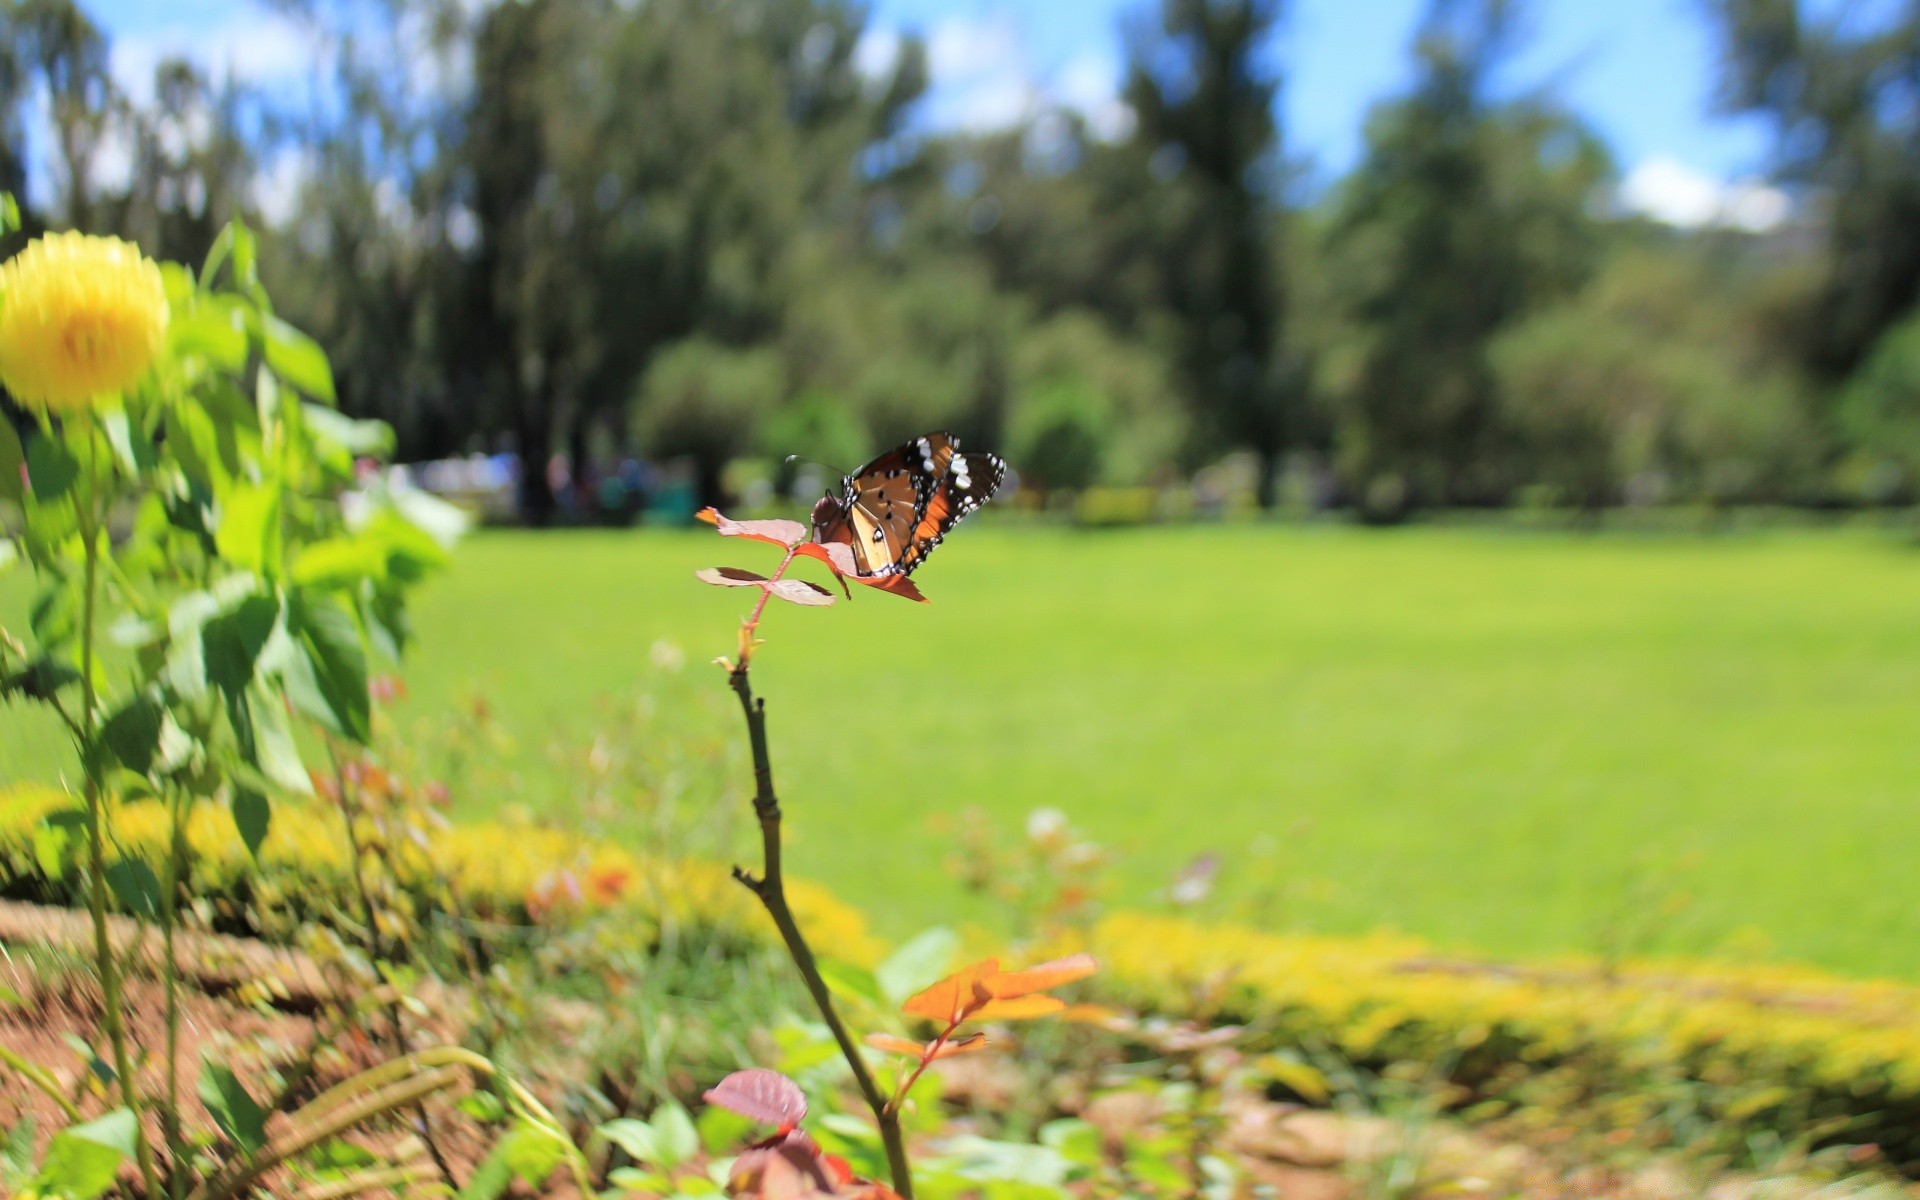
[
  {"left": 698, "top": 507, "right": 808, "bottom": 547},
  {"left": 902, "top": 957, "right": 999, "bottom": 1024},
  {"left": 928, "top": 1033, "right": 990, "bottom": 1059},
  {"left": 857, "top": 572, "right": 929, "bottom": 603},
  {"left": 1056, "top": 1003, "right": 1124, "bottom": 1026},
  {"left": 968, "top": 995, "right": 1067, "bottom": 1022},
  {"left": 982, "top": 954, "right": 1098, "bottom": 999},
  {"left": 794, "top": 540, "right": 858, "bottom": 574},
  {"left": 864, "top": 1034, "right": 929, "bottom": 1058}
]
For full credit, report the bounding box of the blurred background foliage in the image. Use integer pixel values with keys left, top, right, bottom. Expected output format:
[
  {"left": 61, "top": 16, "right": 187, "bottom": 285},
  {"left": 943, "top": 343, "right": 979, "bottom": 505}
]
[{"left": 6, "top": 0, "right": 1920, "bottom": 522}]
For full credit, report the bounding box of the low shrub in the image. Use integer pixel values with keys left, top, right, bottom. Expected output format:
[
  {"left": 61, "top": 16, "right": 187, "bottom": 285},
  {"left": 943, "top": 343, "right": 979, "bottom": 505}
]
[
  {"left": 0, "top": 783, "right": 882, "bottom": 967},
  {"left": 1074, "top": 912, "right": 1920, "bottom": 1165}
]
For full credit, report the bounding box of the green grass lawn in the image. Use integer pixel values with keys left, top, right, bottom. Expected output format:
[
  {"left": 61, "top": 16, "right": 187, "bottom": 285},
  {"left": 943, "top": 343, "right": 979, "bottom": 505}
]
[{"left": 8, "top": 522, "right": 1920, "bottom": 977}]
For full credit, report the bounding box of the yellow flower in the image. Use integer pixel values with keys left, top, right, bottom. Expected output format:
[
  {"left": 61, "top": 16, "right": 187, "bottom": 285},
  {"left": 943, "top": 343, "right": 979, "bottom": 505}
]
[{"left": 0, "top": 231, "right": 169, "bottom": 413}]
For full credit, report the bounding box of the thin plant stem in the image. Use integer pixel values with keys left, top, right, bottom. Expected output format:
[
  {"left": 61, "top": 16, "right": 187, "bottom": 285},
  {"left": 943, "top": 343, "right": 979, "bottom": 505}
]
[
  {"left": 76, "top": 427, "right": 161, "bottom": 1197},
  {"left": 0, "top": 1045, "right": 83, "bottom": 1121},
  {"left": 325, "top": 742, "right": 461, "bottom": 1191},
  {"left": 161, "top": 786, "right": 189, "bottom": 1199},
  {"left": 724, "top": 594, "right": 914, "bottom": 1196},
  {"left": 887, "top": 1022, "right": 958, "bottom": 1114}
]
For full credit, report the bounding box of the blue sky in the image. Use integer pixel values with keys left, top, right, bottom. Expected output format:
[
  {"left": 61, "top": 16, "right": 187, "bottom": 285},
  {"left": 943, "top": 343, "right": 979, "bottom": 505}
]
[
  {"left": 867, "top": 0, "right": 1772, "bottom": 184},
  {"left": 69, "top": 0, "right": 1789, "bottom": 227}
]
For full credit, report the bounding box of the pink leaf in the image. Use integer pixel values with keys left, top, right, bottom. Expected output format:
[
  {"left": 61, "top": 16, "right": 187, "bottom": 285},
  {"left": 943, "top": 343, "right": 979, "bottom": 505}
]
[
  {"left": 696, "top": 567, "right": 771, "bottom": 587},
  {"left": 767, "top": 578, "right": 835, "bottom": 607},
  {"left": 704, "top": 1068, "right": 809, "bottom": 1127},
  {"left": 698, "top": 508, "right": 808, "bottom": 547}
]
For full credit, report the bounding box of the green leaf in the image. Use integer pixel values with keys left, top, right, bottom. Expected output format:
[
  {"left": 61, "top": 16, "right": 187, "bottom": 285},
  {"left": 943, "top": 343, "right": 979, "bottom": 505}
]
[
  {"left": 24, "top": 434, "right": 79, "bottom": 500},
  {"left": 457, "top": 1091, "right": 507, "bottom": 1124},
  {"left": 164, "top": 404, "right": 226, "bottom": 493},
  {"left": 305, "top": 1139, "right": 379, "bottom": 1175},
  {"left": 1, "top": 657, "right": 81, "bottom": 703},
  {"left": 199, "top": 1063, "right": 269, "bottom": 1154},
  {"left": 876, "top": 927, "right": 960, "bottom": 1007},
  {"left": 98, "top": 408, "right": 157, "bottom": 477},
  {"left": 599, "top": 1119, "right": 658, "bottom": 1163},
  {"left": 817, "top": 958, "right": 883, "bottom": 1006},
  {"left": 246, "top": 685, "right": 312, "bottom": 794},
  {"left": 457, "top": 1137, "right": 515, "bottom": 1200},
  {"left": 259, "top": 313, "right": 335, "bottom": 402},
  {"left": 498, "top": 1123, "right": 565, "bottom": 1186},
  {"left": 36, "top": 1109, "right": 137, "bottom": 1200},
  {"left": 302, "top": 403, "right": 393, "bottom": 455},
  {"left": 608, "top": 1167, "right": 671, "bottom": 1192},
  {"left": 3, "top": 1114, "right": 36, "bottom": 1185},
  {"left": 650, "top": 1102, "right": 698, "bottom": 1168},
  {"left": 285, "top": 590, "right": 370, "bottom": 742},
  {"left": 0, "top": 192, "right": 19, "bottom": 237},
  {"left": 101, "top": 696, "right": 164, "bottom": 774},
  {"left": 0, "top": 419, "right": 23, "bottom": 506},
  {"left": 230, "top": 220, "right": 258, "bottom": 292},
  {"left": 232, "top": 789, "right": 270, "bottom": 859},
  {"left": 290, "top": 536, "right": 387, "bottom": 588},
  {"left": 202, "top": 593, "right": 279, "bottom": 695},
  {"left": 171, "top": 302, "right": 249, "bottom": 371},
  {"left": 104, "top": 859, "right": 162, "bottom": 919},
  {"left": 214, "top": 484, "right": 281, "bottom": 575}
]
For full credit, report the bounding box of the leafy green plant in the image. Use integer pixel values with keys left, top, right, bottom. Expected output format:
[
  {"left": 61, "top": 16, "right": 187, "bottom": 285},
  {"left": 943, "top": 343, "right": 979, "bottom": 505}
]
[{"left": 0, "top": 208, "right": 526, "bottom": 1197}]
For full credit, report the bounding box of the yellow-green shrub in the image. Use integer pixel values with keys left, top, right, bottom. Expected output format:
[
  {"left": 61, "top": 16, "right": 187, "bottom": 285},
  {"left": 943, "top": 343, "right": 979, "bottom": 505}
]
[
  {"left": 1073, "top": 912, "right": 1920, "bottom": 1162},
  {"left": 0, "top": 784, "right": 881, "bottom": 967}
]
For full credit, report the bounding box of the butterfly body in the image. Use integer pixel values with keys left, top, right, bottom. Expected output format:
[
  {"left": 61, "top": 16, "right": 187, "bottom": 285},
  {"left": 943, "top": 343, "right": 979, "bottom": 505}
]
[{"left": 810, "top": 432, "right": 1006, "bottom": 578}]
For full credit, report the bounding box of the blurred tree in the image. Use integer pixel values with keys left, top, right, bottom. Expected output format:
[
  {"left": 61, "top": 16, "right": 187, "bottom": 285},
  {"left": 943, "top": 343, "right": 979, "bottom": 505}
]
[
  {"left": 1326, "top": 0, "right": 1607, "bottom": 514},
  {"left": 112, "top": 59, "right": 267, "bottom": 268},
  {"left": 632, "top": 339, "right": 785, "bottom": 502},
  {"left": 0, "top": 0, "right": 116, "bottom": 229},
  {"left": 1707, "top": 0, "right": 1920, "bottom": 381},
  {"left": 1492, "top": 237, "right": 1816, "bottom": 508},
  {"left": 1012, "top": 308, "right": 1186, "bottom": 487},
  {"left": 1837, "top": 308, "right": 1920, "bottom": 501},
  {"left": 1121, "top": 0, "right": 1291, "bottom": 504}
]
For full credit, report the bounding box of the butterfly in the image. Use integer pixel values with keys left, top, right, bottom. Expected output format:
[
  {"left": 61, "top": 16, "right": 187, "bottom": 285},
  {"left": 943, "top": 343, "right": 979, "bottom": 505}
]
[{"left": 808, "top": 432, "right": 1007, "bottom": 578}]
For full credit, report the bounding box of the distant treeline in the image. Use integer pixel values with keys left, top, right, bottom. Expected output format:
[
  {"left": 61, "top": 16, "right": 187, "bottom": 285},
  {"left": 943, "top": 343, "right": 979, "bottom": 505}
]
[{"left": 6, "top": 0, "right": 1920, "bottom": 521}]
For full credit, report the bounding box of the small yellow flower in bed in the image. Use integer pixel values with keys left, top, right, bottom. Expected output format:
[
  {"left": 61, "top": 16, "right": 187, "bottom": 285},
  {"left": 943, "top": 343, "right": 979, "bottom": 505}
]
[{"left": 0, "top": 231, "right": 168, "bottom": 412}]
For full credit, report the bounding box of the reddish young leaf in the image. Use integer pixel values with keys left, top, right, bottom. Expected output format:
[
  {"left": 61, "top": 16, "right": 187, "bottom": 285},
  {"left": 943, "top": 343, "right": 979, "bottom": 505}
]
[
  {"left": 794, "top": 540, "right": 858, "bottom": 574},
  {"left": 704, "top": 1068, "right": 809, "bottom": 1127},
  {"left": 981, "top": 954, "right": 1098, "bottom": 1000},
  {"left": 791, "top": 539, "right": 930, "bottom": 604},
  {"left": 928, "top": 1032, "right": 990, "bottom": 1059},
  {"left": 767, "top": 578, "right": 835, "bottom": 606},
  {"left": 698, "top": 507, "right": 808, "bottom": 548},
  {"left": 864, "top": 1034, "right": 929, "bottom": 1058},
  {"left": 969, "top": 995, "right": 1067, "bottom": 1022},
  {"left": 902, "top": 958, "right": 999, "bottom": 1024},
  {"left": 859, "top": 573, "right": 929, "bottom": 603},
  {"left": 697, "top": 566, "right": 772, "bottom": 587}
]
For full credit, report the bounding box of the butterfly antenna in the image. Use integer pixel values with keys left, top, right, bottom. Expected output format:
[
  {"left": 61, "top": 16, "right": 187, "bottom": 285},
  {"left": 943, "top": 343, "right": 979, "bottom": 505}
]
[{"left": 783, "top": 453, "right": 842, "bottom": 494}]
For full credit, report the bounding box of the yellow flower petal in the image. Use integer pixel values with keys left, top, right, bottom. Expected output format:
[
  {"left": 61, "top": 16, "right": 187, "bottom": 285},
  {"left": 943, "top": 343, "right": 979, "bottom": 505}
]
[{"left": 0, "top": 231, "right": 169, "bottom": 413}]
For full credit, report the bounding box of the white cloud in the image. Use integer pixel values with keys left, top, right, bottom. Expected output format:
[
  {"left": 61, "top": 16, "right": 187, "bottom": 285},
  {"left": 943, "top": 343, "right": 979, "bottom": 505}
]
[
  {"left": 109, "top": 9, "right": 311, "bottom": 103},
  {"left": 1619, "top": 156, "right": 1793, "bottom": 234},
  {"left": 889, "top": 11, "right": 1134, "bottom": 141},
  {"left": 922, "top": 13, "right": 1038, "bottom": 132},
  {"left": 253, "top": 148, "right": 312, "bottom": 227},
  {"left": 1052, "top": 51, "right": 1133, "bottom": 143},
  {"left": 853, "top": 27, "right": 902, "bottom": 82}
]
